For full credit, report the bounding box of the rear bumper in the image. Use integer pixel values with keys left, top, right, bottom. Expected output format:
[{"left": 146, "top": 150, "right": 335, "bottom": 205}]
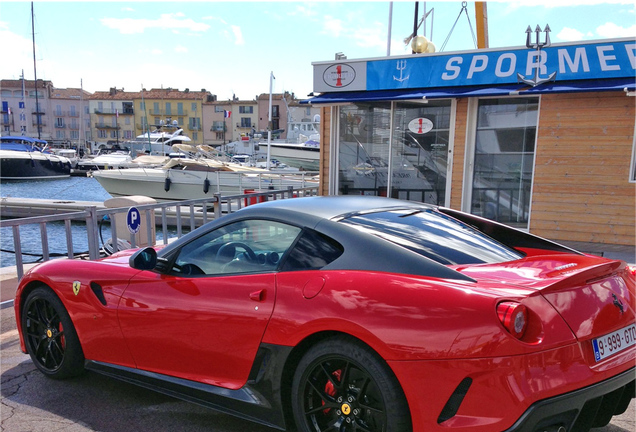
[{"left": 504, "top": 367, "right": 635, "bottom": 432}]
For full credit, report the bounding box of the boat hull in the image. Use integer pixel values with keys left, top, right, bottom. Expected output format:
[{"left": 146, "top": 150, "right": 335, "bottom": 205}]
[
  {"left": 92, "top": 168, "right": 318, "bottom": 201},
  {"left": 0, "top": 150, "right": 71, "bottom": 180},
  {"left": 267, "top": 143, "right": 320, "bottom": 171}
]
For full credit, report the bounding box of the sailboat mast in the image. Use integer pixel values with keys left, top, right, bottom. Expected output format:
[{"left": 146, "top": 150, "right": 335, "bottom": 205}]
[{"left": 31, "top": 2, "right": 41, "bottom": 139}]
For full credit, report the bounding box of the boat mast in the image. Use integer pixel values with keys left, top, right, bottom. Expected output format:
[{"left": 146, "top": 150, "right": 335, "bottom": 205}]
[
  {"left": 31, "top": 2, "right": 41, "bottom": 140},
  {"left": 80, "top": 78, "right": 85, "bottom": 152},
  {"left": 267, "top": 72, "right": 274, "bottom": 170},
  {"left": 20, "top": 70, "right": 28, "bottom": 136}
]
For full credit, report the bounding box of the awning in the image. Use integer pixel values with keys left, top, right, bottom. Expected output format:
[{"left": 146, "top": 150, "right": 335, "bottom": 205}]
[
  {"left": 516, "top": 77, "right": 636, "bottom": 95},
  {"left": 302, "top": 78, "right": 636, "bottom": 104},
  {"left": 302, "top": 84, "right": 524, "bottom": 104}
]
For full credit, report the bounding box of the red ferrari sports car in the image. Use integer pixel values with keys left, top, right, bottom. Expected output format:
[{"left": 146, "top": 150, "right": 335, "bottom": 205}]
[{"left": 15, "top": 196, "right": 635, "bottom": 432}]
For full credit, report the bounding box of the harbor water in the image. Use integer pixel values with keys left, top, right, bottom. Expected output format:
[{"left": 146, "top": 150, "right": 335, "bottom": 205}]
[{"left": 0, "top": 177, "right": 180, "bottom": 268}]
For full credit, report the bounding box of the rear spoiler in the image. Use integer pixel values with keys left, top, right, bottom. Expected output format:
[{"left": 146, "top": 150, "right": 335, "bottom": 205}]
[{"left": 438, "top": 207, "right": 583, "bottom": 256}]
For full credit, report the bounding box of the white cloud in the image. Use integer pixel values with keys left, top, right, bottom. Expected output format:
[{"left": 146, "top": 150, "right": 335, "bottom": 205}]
[
  {"left": 100, "top": 13, "right": 210, "bottom": 35},
  {"left": 175, "top": 45, "right": 188, "bottom": 53},
  {"left": 323, "top": 16, "right": 344, "bottom": 38},
  {"left": 557, "top": 27, "right": 587, "bottom": 41},
  {"left": 597, "top": 22, "right": 636, "bottom": 38},
  {"left": 231, "top": 25, "right": 244, "bottom": 45}
]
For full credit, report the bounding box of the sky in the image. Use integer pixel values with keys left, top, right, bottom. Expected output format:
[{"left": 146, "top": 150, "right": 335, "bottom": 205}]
[{"left": 1, "top": 0, "right": 635, "bottom": 101}]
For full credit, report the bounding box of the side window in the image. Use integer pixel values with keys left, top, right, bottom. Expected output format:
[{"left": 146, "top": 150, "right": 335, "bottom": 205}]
[
  {"left": 172, "top": 220, "right": 301, "bottom": 276},
  {"left": 281, "top": 229, "right": 344, "bottom": 271}
]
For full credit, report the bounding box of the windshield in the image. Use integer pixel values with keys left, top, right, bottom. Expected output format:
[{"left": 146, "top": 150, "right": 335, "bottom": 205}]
[{"left": 340, "top": 209, "right": 524, "bottom": 265}]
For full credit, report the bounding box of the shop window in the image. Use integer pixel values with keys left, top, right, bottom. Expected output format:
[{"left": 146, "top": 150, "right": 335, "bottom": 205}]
[
  {"left": 391, "top": 101, "right": 452, "bottom": 204},
  {"left": 338, "top": 103, "right": 392, "bottom": 196},
  {"left": 337, "top": 101, "right": 452, "bottom": 204},
  {"left": 470, "top": 98, "right": 538, "bottom": 228}
]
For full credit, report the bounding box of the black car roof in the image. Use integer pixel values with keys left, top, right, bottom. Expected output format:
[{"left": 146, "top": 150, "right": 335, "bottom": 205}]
[{"left": 237, "top": 195, "right": 433, "bottom": 221}]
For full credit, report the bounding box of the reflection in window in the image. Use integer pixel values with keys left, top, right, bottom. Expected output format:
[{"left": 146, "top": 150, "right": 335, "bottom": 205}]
[
  {"left": 173, "top": 220, "right": 301, "bottom": 276},
  {"left": 471, "top": 98, "right": 538, "bottom": 228},
  {"left": 341, "top": 209, "right": 522, "bottom": 265},
  {"left": 338, "top": 102, "right": 392, "bottom": 196},
  {"left": 392, "top": 101, "right": 451, "bottom": 204}
]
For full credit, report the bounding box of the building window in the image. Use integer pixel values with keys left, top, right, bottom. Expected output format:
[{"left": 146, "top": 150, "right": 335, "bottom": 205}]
[
  {"left": 192, "top": 132, "right": 198, "bottom": 141},
  {"left": 189, "top": 117, "right": 201, "bottom": 130},
  {"left": 272, "top": 105, "right": 279, "bottom": 118},
  {"left": 165, "top": 102, "right": 172, "bottom": 115},
  {"left": 215, "top": 106, "right": 225, "bottom": 113},
  {"left": 55, "top": 117, "right": 64, "bottom": 128},
  {"left": 470, "top": 98, "right": 539, "bottom": 228},
  {"left": 191, "top": 103, "right": 197, "bottom": 112},
  {"left": 215, "top": 132, "right": 224, "bottom": 140},
  {"left": 56, "top": 130, "right": 66, "bottom": 139},
  {"left": 239, "top": 106, "right": 253, "bottom": 114},
  {"left": 70, "top": 130, "right": 79, "bottom": 139},
  {"left": 98, "top": 130, "right": 107, "bottom": 138},
  {"left": 240, "top": 118, "right": 251, "bottom": 128},
  {"left": 55, "top": 105, "right": 63, "bottom": 116}
]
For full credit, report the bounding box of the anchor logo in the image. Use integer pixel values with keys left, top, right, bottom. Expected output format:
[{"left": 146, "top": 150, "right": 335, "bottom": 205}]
[
  {"left": 393, "top": 60, "right": 410, "bottom": 82},
  {"left": 517, "top": 25, "right": 557, "bottom": 87}
]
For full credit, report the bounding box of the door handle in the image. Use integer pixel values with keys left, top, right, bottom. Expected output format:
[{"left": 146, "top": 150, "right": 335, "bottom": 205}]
[{"left": 250, "top": 289, "right": 265, "bottom": 302}]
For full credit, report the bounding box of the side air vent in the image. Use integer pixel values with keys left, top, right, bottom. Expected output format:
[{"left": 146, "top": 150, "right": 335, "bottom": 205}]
[
  {"left": 437, "top": 377, "right": 473, "bottom": 423},
  {"left": 90, "top": 282, "right": 107, "bottom": 306}
]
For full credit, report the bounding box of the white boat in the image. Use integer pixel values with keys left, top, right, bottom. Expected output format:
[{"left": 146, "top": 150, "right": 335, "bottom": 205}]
[
  {"left": 76, "top": 150, "right": 134, "bottom": 171},
  {"left": 267, "top": 139, "right": 320, "bottom": 171},
  {"left": 227, "top": 118, "right": 321, "bottom": 171},
  {"left": 125, "top": 122, "right": 192, "bottom": 156},
  {"left": 265, "top": 118, "right": 320, "bottom": 171},
  {"left": 92, "top": 148, "right": 318, "bottom": 201},
  {"left": 0, "top": 136, "right": 72, "bottom": 180}
]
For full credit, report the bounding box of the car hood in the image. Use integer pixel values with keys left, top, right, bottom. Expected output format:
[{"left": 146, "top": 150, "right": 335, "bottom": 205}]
[{"left": 454, "top": 254, "right": 635, "bottom": 340}]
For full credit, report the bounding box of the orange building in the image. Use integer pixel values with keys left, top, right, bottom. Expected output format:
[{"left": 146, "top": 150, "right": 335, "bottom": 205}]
[{"left": 305, "top": 37, "right": 635, "bottom": 246}]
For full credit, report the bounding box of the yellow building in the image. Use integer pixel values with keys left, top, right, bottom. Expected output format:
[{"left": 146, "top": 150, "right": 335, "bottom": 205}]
[{"left": 134, "top": 88, "right": 215, "bottom": 146}]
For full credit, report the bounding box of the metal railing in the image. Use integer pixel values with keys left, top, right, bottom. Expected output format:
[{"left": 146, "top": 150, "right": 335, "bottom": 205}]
[{"left": 0, "top": 186, "right": 318, "bottom": 279}]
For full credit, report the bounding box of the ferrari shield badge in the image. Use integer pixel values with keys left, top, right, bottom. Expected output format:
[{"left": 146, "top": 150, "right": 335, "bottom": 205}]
[{"left": 72, "top": 281, "right": 81, "bottom": 296}]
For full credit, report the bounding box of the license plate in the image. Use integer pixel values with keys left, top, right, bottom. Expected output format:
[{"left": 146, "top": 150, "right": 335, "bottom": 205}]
[{"left": 592, "top": 324, "right": 636, "bottom": 362}]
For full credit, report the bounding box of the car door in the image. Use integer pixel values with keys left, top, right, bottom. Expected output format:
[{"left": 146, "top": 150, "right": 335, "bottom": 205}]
[{"left": 117, "top": 219, "right": 302, "bottom": 389}]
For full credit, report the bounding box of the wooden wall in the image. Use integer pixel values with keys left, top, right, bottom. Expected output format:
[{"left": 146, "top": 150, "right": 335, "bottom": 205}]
[
  {"left": 319, "top": 106, "right": 331, "bottom": 196},
  {"left": 450, "top": 99, "right": 469, "bottom": 210},
  {"left": 530, "top": 92, "right": 635, "bottom": 245}
]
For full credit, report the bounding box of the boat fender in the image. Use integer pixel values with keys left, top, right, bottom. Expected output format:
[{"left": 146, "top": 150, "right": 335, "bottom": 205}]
[
  {"left": 203, "top": 178, "right": 210, "bottom": 194},
  {"left": 164, "top": 177, "right": 172, "bottom": 192}
]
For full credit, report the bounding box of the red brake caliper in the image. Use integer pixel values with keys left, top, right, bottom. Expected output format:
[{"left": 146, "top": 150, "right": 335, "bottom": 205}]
[{"left": 322, "top": 369, "right": 342, "bottom": 413}]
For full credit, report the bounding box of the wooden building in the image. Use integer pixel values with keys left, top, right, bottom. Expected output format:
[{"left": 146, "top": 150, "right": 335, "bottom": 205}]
[{"left": 306, "top": 37, "right": 635, "bottom": 246}]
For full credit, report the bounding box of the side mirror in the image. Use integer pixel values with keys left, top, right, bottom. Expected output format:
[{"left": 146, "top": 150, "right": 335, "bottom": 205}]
[{"left": 129, "top": 247, "right": 157, "bottom": 270}]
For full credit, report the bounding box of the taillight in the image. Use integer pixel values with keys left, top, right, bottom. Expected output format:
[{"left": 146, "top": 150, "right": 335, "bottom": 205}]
[
  {"left": 497, "top": 301, "right": 528, "bottom": 339},
  {"left": 626, "top": 264, "right": 636, "bottom": 278}
]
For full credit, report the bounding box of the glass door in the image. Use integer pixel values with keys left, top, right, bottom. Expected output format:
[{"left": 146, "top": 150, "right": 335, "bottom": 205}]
[{"left": 470, "top": 98, "right": 539, "bottom": 228}]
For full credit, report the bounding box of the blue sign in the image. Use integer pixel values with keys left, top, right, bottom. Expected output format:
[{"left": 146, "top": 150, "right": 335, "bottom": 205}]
[
  {"left": 126, "top": 207, "right": 141, "bottom": 234},
  {"left": 363, "top": 39, "right": 635, "bottom": 90}
]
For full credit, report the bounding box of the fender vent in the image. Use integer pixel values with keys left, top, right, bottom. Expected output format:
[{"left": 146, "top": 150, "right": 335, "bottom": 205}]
[
  {"left": 90, "top": 282, "right": 107, "bottom": 306},
  {"left": 437, "top": 377, "right": 472, "bottom": 424}
]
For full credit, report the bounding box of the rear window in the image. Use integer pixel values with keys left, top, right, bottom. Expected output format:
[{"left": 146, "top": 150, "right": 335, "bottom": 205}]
[
  {"left": 281, "top": 229, "right": 344, "bottom": 271},
  {"left": 340, "top": 209, "right": 523, "bottom": 265}
]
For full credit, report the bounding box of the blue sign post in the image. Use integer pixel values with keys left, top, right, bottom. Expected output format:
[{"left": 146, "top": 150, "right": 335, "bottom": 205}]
[{"left": 126, "top": 207, "right": 141, "bottom": 234}]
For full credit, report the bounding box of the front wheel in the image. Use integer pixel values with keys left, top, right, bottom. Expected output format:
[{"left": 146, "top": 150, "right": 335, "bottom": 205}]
[
  {"left": 21, "top": 286, "right": 85, "bottom": 379},
  {"left": 291, "top": 336, "right": 412, "bottom": 432}
]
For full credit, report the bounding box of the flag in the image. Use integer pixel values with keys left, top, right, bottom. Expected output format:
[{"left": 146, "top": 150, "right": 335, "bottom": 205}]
[{"left": 224, "top": 110, "right": 231, "bottom": 118}]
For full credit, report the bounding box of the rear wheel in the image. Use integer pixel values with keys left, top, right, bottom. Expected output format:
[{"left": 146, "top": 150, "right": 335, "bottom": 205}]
[
  {"left": 291, "top": 337, "right": 411, "bottom": 432},
  {"left": 22, "top": 287, "right": 85, "bottom": 379}
]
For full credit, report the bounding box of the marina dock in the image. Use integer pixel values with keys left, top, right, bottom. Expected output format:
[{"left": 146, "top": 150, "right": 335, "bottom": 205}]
[{"left": 0, "top": 197, "right": 105, "bottom": 218}]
